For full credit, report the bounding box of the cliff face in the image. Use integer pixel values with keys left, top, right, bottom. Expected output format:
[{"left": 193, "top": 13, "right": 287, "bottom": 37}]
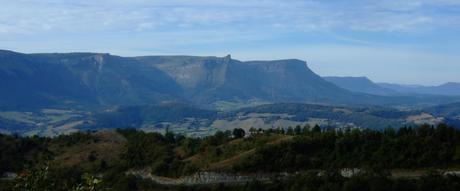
[
  {"left": 135, "top": 55, "right": 232, "bottom": 100},
  {"left": 136, "top": 56, "right": 353, "bottom": 105},
  {"left": 245, "top": 59, "right": 347, "bottom": 100}
]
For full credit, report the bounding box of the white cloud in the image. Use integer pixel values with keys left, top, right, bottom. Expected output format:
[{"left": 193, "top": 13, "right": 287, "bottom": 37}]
[{"left": 1, "top": 0, "right": 459, "bottom": 35}]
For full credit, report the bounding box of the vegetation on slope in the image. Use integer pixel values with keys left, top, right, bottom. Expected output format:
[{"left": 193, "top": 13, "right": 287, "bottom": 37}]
[{"left": 2, "top": 124, "right": 460, "bottom": 190}]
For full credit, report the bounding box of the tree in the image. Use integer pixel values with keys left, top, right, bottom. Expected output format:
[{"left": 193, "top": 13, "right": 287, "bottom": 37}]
[
  {"left": 14, "top": 165, "right": 54, "bottom": 191},
  {"left": 74, "top": 173, "right": 103, "bottom": 191},
  {"left": 87, "top": 151, "right": 97, "bottom": 162},
  {"left": 294, "top": 125, "right": 302, "bottom": 135},
  {"left": 286, "top": 127, "right": 294, "bottom": 135},
  {"left": 164, "top": 127, "right": 175, "bottom": 143},
  {"left": 233, "top": 128, "right": 246, "bottom": 139},
  {"left": 312, "top": 124, "right": 321, "bottom": 134}
]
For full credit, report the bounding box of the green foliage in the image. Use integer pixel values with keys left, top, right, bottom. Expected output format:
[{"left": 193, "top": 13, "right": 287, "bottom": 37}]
[
  {"left": 232, "top": 128, "right": 245, "bottom": 139},
  {"left": 3, "top": 124, "right": 460, "bottom": 191},
  {"left": 14, "top": 165, "right": 54, "bottom": 191},
  {"left": 53, "top": 131, "right": 95, "bottom": 146},
  {"left": 235, "top": 123, "right": 460, "bottom": 172},
  {"left": 73, "top": 173, "right": 103, "bottom": 191},
  {"left": 13, "top": 165, "right": 105, "bottom": 191},
  {"left": 120, "top": 130, "right": 169, "bottom": 167},
  {"left": 118, "top": 129, "right": 187, "bottom": 177},
  {"left": 0, "top": 134, "right": 50, "bottom": 174}
]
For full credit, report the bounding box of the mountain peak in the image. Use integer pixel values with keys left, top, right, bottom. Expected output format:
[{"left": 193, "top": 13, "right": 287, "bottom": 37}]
[{"left": 0, "top": 49, "right": 25, "bottom": 56}]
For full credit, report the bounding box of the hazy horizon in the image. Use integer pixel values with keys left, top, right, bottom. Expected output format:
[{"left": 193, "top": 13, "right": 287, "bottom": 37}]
[{"left": 1, "top": 0, "right": 460, "bottom": 85}]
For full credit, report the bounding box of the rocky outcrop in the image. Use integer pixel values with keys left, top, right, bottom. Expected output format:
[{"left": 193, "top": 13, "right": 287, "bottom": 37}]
[{"left": 127, "top": 169, "right": 287, "bottom": 185}]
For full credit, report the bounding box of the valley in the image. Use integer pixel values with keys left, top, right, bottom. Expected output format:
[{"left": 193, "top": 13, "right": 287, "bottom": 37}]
[{"left": 1, "top": 102, "right": 458, "bottom": 136}]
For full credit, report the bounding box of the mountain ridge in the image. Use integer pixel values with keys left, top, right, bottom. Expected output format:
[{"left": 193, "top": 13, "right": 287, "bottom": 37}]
[
  {"left": 1, "top": 50, "right": 460, "bottom": 110},
  {"left": 378, "top": 82, "right": 460, "bottom": 96},
  {"left": 324, "top": 75, "right": 460, "bottom": 97}
]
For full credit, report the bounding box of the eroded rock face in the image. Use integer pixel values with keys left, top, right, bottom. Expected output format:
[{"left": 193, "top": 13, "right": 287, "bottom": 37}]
[{"left": 135, "top": 56, "right": 355, "bottom": 105}]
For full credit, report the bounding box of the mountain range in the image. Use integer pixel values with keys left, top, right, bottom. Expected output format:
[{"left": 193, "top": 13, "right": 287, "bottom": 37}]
[
  {"left": 324, "top": 76, "right": 460, "bottom": 96},
  {"left": 378, "top": 82, "right": 460, "bottom": 96},
  {"left": 2, "top": 49, "right": 459, "bottom": 111}
]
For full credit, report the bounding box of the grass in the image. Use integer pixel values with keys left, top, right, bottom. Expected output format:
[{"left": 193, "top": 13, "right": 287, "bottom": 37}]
[
  {"left": 184, "top": 134, "right": 294, "bottom": 171},
  {"left": 49, "top": 131, "right": 126, "bottom": 171}
]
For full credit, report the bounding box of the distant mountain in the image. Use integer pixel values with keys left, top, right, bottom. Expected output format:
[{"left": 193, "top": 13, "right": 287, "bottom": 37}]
[
  {"left": 323, "top": 76, "right": 396, "bottom": 95},
  {"left": 3, "top": 50, "right": 365, "bottom": 109},
  {"left": 0, "top": 50, "right": 184, "bottom": 109},
  {"left": 378, "top": 82, "right": 460, "bottom": 96},
  {"left": 1, "top": 50, "right": 459, "bottom": 110}
]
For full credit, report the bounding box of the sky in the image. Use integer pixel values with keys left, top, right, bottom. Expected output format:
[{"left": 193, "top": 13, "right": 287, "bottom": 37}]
[{"left": 1, "top": 0, "right": 460, "bottom": 85}]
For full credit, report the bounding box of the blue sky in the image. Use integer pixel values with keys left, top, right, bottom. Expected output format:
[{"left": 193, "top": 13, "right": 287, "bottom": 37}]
[{"left": 1, "top": 0, "right": 460, "bottom": 85}]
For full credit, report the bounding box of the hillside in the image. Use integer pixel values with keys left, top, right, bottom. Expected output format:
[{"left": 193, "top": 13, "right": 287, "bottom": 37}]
[
  {"left": 425, "top": 102, "right": 460, "bottom": 117},
  {"left": 0, "top": 50, "right": 184, "bottom": 109},
  {"left": 424, "top": 102, "right": 460, "bottom": 127},
  {"left": 3, "top": 124, "right": 460, "bottom": 190}
]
